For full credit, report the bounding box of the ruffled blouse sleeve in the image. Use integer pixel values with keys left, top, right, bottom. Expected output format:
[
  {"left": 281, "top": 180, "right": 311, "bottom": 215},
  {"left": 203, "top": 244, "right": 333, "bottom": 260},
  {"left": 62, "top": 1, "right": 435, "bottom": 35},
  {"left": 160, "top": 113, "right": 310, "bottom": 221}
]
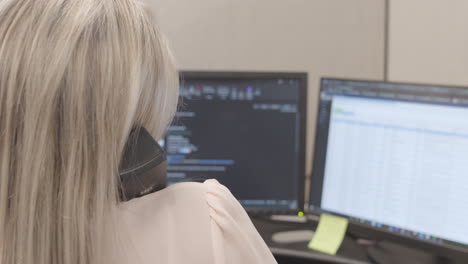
[{"left": 204, "top": 179, "right": 277, "bottom": 264}]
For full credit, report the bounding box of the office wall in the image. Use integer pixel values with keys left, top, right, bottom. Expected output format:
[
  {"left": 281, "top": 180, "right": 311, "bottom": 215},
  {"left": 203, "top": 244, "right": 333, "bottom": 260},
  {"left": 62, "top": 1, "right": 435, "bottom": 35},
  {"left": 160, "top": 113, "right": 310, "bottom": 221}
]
[
  {"left": 388, "top": 0, "right": 468, "bottom": 86},
  {"left": 148, "top": 0, "right": 386, "bottom": 178}
]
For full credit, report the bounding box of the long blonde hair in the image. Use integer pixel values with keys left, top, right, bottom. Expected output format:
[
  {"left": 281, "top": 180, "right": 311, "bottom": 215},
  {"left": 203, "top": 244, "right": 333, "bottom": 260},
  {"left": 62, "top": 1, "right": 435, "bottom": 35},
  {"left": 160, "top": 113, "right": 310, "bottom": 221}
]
[{"left": 0, "top": 0, "right": 178, "bottom": 263}]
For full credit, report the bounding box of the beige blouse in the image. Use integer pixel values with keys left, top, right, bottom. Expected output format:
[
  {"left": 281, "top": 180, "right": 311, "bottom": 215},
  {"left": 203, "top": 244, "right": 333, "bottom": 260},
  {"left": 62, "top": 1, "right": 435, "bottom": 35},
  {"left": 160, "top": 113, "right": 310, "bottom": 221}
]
[{"left": 120, "top": 179, "right": 277, "bottom": 264}]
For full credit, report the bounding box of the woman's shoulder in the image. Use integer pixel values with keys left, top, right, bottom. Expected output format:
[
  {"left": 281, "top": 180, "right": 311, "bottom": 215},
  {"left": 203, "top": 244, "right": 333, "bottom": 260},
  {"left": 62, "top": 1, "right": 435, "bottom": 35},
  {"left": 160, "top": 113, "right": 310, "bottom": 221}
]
[
  {"left": 119, "top": 179, "right": 237, "bottom": 222},
  {"left": 125, "top": 179, "right": 229, "bottom": 203},
  {"left": 119, "top": 180, "right": 277, "bottom": 264},
  {"left": 166, "top": 178, "right": 229, "bottom": 198},
  {"left": 118, "top": 180, "right": 228, "bottom": 264}
]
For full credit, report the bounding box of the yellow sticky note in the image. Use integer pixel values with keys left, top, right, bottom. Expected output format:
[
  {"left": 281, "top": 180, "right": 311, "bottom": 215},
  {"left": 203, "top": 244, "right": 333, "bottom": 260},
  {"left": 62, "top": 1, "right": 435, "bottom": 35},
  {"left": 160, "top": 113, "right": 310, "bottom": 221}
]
[{"left": 308, "top": 213, "right": 349, "bottom": 255}]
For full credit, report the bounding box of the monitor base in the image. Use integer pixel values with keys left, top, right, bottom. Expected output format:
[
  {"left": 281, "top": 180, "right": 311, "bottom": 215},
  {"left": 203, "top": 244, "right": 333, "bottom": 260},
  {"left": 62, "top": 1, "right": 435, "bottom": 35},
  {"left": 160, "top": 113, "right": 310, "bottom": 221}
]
[{"left": 271, "top": 230, "right": 315, "bottom": 244}]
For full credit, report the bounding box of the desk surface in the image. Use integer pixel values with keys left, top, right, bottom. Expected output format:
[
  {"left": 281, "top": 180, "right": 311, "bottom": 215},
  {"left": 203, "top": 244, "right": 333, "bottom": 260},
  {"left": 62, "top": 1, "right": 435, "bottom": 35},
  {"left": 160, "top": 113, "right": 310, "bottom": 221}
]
[{"left": 251, "top": 217, "right": 468, "bottom": 264}]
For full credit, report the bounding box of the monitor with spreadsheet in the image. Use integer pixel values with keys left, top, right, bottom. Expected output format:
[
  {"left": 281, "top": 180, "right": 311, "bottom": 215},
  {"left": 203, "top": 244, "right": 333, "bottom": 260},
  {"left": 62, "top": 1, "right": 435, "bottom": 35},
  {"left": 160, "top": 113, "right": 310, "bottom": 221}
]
[
  {"left": 310, "top": 78, "right": 468, "bottom": 254},
  {"left": 165, "top": 72, "right": 307, "bottom": 212}
]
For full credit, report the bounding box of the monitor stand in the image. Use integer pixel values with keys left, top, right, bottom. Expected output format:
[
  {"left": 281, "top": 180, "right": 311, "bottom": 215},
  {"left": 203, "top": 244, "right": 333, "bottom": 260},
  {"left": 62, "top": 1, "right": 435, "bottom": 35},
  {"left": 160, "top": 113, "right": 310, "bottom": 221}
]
[
  {"left": 271, "top": 230, "right": 315, "bottom": 244},
  {"left": 268, "top": 215, "right": 316, "bottom": 244}
]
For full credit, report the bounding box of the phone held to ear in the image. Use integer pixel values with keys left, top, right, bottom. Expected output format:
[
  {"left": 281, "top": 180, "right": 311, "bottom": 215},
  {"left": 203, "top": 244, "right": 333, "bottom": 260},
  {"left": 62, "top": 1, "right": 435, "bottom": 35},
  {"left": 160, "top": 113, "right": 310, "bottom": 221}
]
[{"left": 119, "top": 127, "right": 167, "bottom": 201}]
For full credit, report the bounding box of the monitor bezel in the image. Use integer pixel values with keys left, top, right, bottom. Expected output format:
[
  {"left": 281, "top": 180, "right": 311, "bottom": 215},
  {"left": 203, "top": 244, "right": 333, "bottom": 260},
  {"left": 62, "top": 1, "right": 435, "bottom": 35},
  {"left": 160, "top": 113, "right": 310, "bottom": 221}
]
[
  {"left": 177, "top": 71, "right": 308, "bottom": 214},
  {"left": 308, "top": 77, "right": 468, "bottom": 257}
]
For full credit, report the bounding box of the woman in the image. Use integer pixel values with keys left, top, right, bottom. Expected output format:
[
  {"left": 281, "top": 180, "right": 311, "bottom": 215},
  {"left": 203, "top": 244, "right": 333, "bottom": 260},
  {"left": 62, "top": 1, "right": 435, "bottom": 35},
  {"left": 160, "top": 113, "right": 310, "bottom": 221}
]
[{"left": 0, "top": 0, "right": 276, "bottom": 264}]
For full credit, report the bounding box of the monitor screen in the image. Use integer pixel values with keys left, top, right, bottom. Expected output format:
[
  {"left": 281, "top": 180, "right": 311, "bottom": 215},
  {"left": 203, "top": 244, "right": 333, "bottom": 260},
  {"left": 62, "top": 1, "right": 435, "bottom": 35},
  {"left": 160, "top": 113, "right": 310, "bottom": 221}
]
[
  {"left": 166, "top": 72, "right": 307, "bottom": 211},
  {"left": 310, "top": 78, "right": 468, "bottom": 252}
]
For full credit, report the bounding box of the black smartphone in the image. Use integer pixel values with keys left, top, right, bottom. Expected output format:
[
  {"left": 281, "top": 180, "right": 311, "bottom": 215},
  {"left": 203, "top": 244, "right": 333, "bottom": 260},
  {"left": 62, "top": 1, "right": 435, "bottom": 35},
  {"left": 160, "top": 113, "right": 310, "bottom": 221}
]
[{"left": 119, "top": 127, "right": 167, "bottom": 201}]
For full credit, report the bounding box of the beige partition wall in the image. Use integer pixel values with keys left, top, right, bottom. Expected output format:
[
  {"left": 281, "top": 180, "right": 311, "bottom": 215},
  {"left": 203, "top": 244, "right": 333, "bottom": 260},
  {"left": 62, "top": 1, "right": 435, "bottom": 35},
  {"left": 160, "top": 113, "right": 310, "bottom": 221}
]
[
  {"left": 149, "top": 0, "right": 386, "bottom": 177},
  {"left": 388, "top": 0, "right": 468, "bottom": 86}
]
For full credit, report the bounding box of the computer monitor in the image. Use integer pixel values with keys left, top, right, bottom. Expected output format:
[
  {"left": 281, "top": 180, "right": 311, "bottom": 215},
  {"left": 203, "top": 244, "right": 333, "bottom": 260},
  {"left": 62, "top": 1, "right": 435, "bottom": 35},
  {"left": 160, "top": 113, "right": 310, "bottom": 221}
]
[
  {"left": 310, "top": 78, "right": 468, "bottom": 255},
  {"left": 165, "top": 71, "right": 307, "bottom": 212}
]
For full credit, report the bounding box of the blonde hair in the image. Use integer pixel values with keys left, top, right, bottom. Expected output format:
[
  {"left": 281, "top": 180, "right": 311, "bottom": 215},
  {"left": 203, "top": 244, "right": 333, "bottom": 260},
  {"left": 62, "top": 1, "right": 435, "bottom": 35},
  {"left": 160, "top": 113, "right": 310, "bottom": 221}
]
[{"left": 0, "top": 0, "right": 178, "bottom": 264}]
